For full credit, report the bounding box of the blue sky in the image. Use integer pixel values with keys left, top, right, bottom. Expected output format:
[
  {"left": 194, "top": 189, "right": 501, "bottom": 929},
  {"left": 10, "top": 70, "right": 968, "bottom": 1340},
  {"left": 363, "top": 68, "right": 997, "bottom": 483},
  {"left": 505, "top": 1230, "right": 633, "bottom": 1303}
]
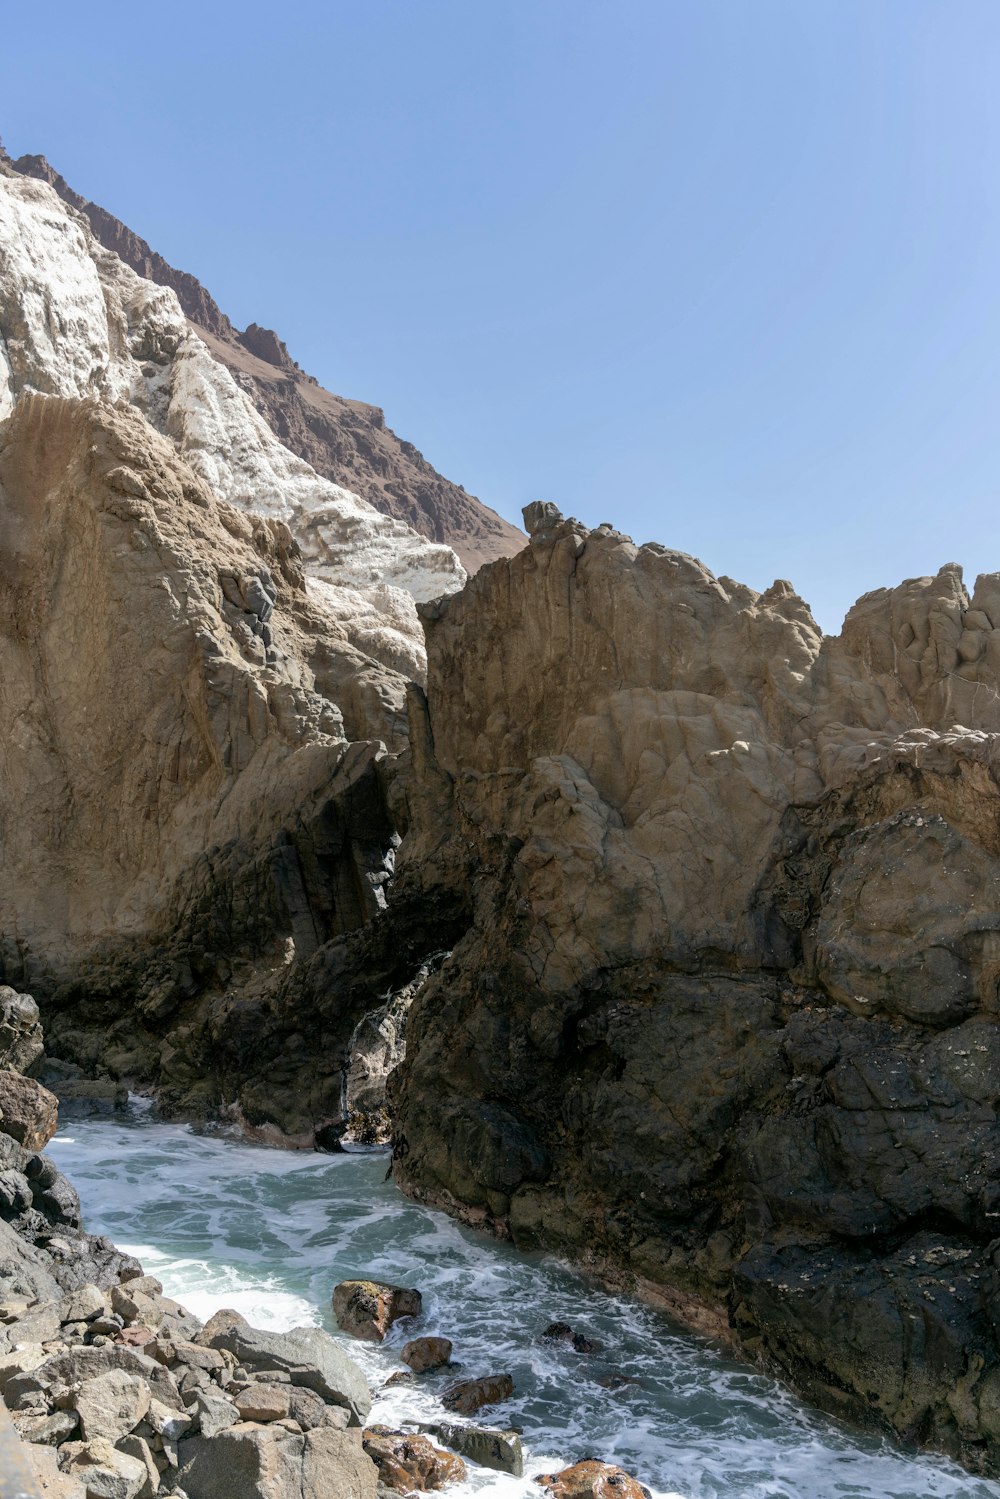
[{"left": 4, "top": 1, "right": 1000, "bottom": 631}]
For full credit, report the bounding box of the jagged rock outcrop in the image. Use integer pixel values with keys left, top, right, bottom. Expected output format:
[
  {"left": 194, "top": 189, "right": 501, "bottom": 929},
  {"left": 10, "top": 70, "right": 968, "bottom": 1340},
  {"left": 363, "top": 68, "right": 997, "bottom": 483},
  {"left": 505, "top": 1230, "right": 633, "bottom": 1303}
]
[
  {"left": 0, "top": 159, "right": 465, "bottom": 672},
  {"left": 9, "top": 152, "right": 525, "bottom": 573},
  {"left": 388, "top": 505, "right": 1000, "bottom": 1474}
]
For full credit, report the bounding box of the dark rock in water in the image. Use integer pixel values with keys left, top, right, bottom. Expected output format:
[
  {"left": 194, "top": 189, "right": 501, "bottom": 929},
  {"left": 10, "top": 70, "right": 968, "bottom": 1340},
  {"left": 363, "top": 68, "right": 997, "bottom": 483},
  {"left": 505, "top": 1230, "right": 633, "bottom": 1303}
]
[
  {"left": 534, "top": 1460, "right": 651, "bottom": 1499},
  {"left": 362, "top": 1425, "right": 466, "bottom": 1491},
  {"left": 441, "top": 1373, "right": 514, "bottom": 1415},
  {"left": 541, "top": 1322, "right": 597, "bottom": 1354},
  {"left": 382, "top": 1370, "right": 413, "bottom": 1389},
  {"left": 401, "top": 1336, "right": 452, "bottom": 1372},
  {"left": 424, "top": 1421, "right": 523, "bottom": 1476},
  {"left": 314, "top": 1122, "right": 346, "bottom": 1153},
  {"left": 333, "top": 1280, "right": 422, "bottom": 1343}
]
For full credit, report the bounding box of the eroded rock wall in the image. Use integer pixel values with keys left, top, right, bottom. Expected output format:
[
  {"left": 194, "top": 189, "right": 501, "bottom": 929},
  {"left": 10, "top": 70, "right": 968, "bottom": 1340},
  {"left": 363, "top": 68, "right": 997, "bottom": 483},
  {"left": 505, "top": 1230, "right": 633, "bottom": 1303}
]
[{"left": 390, "top": 505, "right": 1000, "bottom": 1471}]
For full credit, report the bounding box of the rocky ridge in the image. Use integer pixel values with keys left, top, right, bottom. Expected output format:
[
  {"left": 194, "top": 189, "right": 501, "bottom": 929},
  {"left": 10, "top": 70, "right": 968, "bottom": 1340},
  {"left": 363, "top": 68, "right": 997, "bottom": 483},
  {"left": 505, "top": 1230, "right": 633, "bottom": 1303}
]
[
  {"left": 9, "top": 151, "right": 525, "bottom": 574},
  {"left": 385, "top": 501, "right": 1000, "bottom": 1475}
]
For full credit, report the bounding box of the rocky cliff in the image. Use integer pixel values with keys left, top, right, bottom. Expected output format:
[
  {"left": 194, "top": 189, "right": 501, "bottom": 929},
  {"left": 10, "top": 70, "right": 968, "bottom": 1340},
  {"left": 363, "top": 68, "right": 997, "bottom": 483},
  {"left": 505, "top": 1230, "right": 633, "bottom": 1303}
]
[
  {"left": 388, "top": 502, "right": 1000, "bottom": 1473},
  {"left": 10, "top": 152, "right": 525, "bottom": 574},
  {"left": 0, "top": 154, "right": 468, "bottom": 1132}
]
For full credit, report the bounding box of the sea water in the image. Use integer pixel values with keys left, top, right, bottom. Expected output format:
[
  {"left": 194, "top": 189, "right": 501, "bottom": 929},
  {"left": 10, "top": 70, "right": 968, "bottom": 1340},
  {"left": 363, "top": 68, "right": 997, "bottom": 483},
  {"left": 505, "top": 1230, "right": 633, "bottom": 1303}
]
[{"left": 48, "top": 1112, "right": 1000, "bottom": 1499}]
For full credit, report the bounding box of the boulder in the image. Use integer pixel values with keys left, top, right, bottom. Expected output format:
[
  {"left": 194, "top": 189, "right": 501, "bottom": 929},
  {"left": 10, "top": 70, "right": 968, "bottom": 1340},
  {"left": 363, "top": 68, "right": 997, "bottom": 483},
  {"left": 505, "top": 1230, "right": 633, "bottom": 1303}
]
[
  {"left": 362, "top": 1426, "right": 466, "bottom": 1491},
  {"left": 191, "top": 1390, "right": 240, "bottom": 1438},
  {"left": 0, "top": 986, "right": 44, "bottom": 1074},
  {"left": 332, "top": 1280, "right": 422, "bottom": 1342},
  {"left": 61, "top": 1437, "right": 149, "bottom": 1499},
  {"left": 39, "top": 1344, "right": 182, "bottom": 1409},
  {"left": 0, "top": 1072, "right": 58, "bottom": 1152},
  {"left": 235, "top": 1383, "right": 291, "bottom": 1422},
  {"left": 427, "top": 1422, "right": 523, "bottom": 1476},
  {"left": 440, "top": 1373, "right": 514, "bottom": 1415},
  {"left": 72, "top": 1368, "right": 151, "bottom": 1442},
  {"left": 542, "top": 1323, "right": 597, "bottom": 1354},
  {"left": 62, "top": 1284, "right": 106, "bottom": 1323},
  {"left": 116, "top": 1435, "right": 159, "bottom": 1499},
  {"left": 178, "top": 1422, "right": 378, "bottom": 1499},
  {"left": 401, "top": 1336, "right": 452, "bottom": 1372},
  {"left": 535, "top": 1462, "right": 650, "bottom": 1499},
  {"left": 197, "top": 1309, "right": 370, "bottom": 1423}
]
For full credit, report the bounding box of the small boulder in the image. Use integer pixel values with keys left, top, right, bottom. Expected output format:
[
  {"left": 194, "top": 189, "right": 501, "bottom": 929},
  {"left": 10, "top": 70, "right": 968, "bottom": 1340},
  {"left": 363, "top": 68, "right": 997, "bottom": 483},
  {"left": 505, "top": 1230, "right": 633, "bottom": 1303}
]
[
  {"left": 441, "top": 1373, "right": 514, "bottom": 1414},
  {"left": 534, "top": 1460, "right": 651, "bottom": 1499},
  {"left": 429, "top": 1422, "right": 523, "bottom": 1476},
  {"left": 0, "top": 1072, "right": 58, "bottom": 1152},
  {"left": 401, "top": 1336, "right": 452, "bottom": 1372},
  {"left": 116, "top": 1434, "right": 159, "bottom": 1499},
  {"left": 333, "top": 1279, "right": 422, "bottom": 1342},
  {"left": 191, "top": 1390, "right": 239, "bottom": 1438},
  {"left": 73, "top": 1368, "right": 151, "bottom": 1442},
  {"left": 233, "top": 1382, "right": 290, "bottom": 1422},
  {"left": 363, "top": 1425, "right": 467, "bottom": 1491},
  {"left": 62, "top": 1284, "right": 106, "bottom": 1323},
  {"left": 542, "top": 1322, "right": 597, "bottom": 1354},
  {"left": 62, "top": 1436, "right": 149, "bottom": 1499}
]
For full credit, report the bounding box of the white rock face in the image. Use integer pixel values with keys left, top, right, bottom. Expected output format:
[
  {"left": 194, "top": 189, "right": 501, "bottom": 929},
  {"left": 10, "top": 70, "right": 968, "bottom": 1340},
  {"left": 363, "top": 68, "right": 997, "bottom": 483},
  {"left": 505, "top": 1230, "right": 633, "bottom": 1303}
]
[{"left": 0, "top": 168, "right": 465, "bottom": 671}]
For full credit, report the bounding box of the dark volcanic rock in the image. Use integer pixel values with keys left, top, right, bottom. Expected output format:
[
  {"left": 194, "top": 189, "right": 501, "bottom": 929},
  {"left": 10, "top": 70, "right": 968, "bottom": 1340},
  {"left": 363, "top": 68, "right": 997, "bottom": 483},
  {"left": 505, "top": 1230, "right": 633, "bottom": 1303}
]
[{"left": 387, "top": 506, "right": 1000, "bottom": 1474}]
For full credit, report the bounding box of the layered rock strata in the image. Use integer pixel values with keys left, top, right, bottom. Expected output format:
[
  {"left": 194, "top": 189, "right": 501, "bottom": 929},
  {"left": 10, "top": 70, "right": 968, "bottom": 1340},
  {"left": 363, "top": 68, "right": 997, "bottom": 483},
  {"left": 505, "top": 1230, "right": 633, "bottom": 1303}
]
[
  {"left": 9, "top": 152, "right": 525, "bottom": 573},
  {"left": 389, "top": 503, "right": 1000, "bottom": 1473}
]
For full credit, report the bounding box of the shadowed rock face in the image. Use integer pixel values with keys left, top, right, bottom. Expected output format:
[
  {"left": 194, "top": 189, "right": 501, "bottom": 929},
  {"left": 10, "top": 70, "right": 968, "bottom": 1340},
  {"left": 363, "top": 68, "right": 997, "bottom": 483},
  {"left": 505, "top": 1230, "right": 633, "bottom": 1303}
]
[
  {"left": 389, "top": 506, "right": 1000, "bottom": 1473},
  {"left": 10, "top": 152, "right": 525, "bottom": 574}
]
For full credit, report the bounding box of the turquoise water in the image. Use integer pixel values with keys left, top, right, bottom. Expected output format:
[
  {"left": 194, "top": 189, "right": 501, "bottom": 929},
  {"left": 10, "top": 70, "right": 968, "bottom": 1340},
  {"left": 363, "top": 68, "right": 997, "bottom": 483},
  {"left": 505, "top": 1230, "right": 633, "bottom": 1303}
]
[{"left": 48, "top": 1113, "right": 1000, "bottom": 1499}]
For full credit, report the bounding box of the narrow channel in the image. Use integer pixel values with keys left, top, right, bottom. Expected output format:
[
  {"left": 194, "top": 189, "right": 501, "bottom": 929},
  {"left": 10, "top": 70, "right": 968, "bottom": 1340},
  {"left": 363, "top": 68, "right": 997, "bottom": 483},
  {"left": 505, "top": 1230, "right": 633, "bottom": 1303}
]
[{"left": 48, "top": 1110, "right": 1000, "bottom": 1499}]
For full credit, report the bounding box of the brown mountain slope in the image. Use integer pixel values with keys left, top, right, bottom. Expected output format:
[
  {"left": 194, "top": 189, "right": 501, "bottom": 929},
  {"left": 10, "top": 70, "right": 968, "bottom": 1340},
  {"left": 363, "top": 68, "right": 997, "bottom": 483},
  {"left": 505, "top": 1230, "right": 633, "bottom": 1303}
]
[{"left": 11, "top": 152, "right": 524, "bottom": 573}]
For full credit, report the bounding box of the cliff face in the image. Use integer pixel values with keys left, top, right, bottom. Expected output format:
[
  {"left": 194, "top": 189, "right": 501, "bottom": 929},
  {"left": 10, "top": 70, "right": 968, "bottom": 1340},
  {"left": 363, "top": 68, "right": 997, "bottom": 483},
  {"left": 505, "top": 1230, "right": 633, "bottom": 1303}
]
[
  {"left": 11, "top": 153, "right": 525, "bottom": 574},
  {"left": 390, "top": 503, "right": 1000, "bottom": 1472},
  {"left": 0, "top": 392, "right": 412, "bottom": 1130}
]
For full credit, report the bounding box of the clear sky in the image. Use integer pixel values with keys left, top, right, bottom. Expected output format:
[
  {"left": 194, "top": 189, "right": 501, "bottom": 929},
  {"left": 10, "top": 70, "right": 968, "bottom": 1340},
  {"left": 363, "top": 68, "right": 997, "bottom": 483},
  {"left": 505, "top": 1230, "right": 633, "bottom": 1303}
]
[{"left": 3, "top": 1, "right": 999, "bottom": 632}]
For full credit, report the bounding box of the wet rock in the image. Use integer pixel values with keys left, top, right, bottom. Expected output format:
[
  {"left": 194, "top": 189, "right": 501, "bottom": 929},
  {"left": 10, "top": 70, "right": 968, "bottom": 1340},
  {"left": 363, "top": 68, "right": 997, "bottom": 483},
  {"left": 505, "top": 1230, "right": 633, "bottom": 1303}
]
[
  {"left": 333, "top": 1279, "right": 422, "bottom": 1342},
  {"left": 363, "top": 1425, "right": 467, "bottom": 1491},
  {"left": 542, "top": 1323, "right": 597, "bottom": 1354},
  {"left": 197, "top": 1307, "right": 371, "bottom": 1423},
  {"left": 441, "top": 1373, "right": 514, "bottom": 1414},
  {"left": 0, "top": 1072, "right": 59, "bottom": 1152},
  {"left": 425, "top": 1422, "right": 523, "bottom": 1476},
  {"left": 534, "top": 1460, "right": 651, "bottom": 1499},
  {"left": 401, "top": 1336, "right": 452, "bottom": 1372},
  {"left": 382, "top": 1370, "right": 413, "bottom": 1389}
]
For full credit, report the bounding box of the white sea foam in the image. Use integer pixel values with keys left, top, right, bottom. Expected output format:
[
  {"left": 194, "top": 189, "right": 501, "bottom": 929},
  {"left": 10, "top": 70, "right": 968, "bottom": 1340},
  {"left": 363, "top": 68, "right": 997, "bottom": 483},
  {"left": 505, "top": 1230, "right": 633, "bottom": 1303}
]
[{"left": 48, "top": 1116, "right": 1000, "bottom": 1499}]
